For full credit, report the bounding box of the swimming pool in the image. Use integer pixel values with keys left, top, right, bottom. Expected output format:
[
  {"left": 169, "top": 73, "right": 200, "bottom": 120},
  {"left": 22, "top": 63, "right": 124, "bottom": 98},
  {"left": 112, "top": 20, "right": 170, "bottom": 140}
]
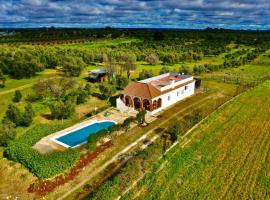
[{"left": 51, "top": 120, "right": 116, "bottom": 148}]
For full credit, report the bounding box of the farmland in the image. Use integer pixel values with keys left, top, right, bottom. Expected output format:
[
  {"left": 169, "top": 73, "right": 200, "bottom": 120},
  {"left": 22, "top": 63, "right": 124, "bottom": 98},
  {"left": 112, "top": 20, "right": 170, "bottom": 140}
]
[
  {"left": 121, "top": 81, "right": 270, "bottom": 200},
  {"left": 0, "top": 29, "right": 269, "bottom": 200}
]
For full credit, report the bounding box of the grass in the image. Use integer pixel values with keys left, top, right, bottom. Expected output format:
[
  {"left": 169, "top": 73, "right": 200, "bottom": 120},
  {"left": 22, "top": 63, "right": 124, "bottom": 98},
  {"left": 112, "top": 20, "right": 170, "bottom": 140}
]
[
  {"left": 123, "top": 81, "right": 270, "bottom": 200},
  {"left": 0, "top": 69, "right": 58, "bottom": 93}
]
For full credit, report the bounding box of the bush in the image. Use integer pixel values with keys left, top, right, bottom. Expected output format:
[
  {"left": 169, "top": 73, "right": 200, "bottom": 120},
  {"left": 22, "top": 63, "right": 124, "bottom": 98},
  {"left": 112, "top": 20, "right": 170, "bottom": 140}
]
[
  {"left": 145, "top": 54, "right": 160, "bottom": 65},
  {"left": 136, "top": 109, "right": 147, "bottom": 125},
  {"left": 98, "top": 84, "right": 116, "bottom": 100},
  {"left": 75, "top": 87, "right": 89, "bottom": 104},
  {"left": 159, "top": 66, "right": 170, "bottom": 75},
  {"left": 4, "top": 103, "right": 35, "bottom": 127},
  {"left": 115, "top": 75, "right": 129, "bottom": 90},
  {"left": 122, "top": 117, "right": 135, "bottom": 131},
  {"left": 138, "top": 69, "right": 153, "bottom": 80},
  {"left": 49, "top": 100, "right": 75, "bottom": 120},
  {"left": 87, "top": 134, "right": 101, "bottom": 151},
  {"left": 108, "top": 124, "right": 121, "bottom": 133},
  {"left": 21, "top": 103, "right": 35, "bottom": 126},
  {"left": 12, "top": 90, "right": 22, "bottom": 103},
  {"left": 168, "top": 122, "right": 182, "bottom": 142},
  {"left": 0, "top": 120, "right": 16, "bottom": 147},
  {"left": 84, "top": 83, "right": 93, "bottom": 95},
  {"left": 4, "top": 104, "right": 23, "bottom": 126}
]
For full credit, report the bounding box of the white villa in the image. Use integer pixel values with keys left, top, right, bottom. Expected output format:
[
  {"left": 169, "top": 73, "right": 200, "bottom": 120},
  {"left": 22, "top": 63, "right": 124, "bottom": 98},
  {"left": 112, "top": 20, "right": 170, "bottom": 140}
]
[{"left": 116, "top": 73, "right": 196, "bottom": 115}]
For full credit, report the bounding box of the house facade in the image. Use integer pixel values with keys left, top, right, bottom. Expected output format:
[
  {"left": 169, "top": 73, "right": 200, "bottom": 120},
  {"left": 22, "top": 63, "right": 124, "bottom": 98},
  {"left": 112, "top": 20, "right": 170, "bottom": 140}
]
[{"left": 116, "top": 73, "right": 196, "bottom": 115}]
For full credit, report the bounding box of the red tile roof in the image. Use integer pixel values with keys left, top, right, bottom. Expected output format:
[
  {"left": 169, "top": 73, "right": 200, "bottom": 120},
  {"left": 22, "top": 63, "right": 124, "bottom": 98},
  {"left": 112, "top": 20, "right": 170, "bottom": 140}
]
[{"left": 123, "top": 80, "right": 195, "bottom": 99}]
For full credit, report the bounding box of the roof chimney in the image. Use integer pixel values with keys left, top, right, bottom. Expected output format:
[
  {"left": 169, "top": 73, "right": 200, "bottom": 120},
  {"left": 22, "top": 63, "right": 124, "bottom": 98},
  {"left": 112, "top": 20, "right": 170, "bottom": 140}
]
[{"left": 171, "top": 79, "right": 175, "bottom": 88}]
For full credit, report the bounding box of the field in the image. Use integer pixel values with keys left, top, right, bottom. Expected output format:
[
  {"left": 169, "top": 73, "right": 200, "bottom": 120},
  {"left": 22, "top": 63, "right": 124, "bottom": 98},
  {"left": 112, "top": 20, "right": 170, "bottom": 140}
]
[
  {"left": 122, "top": 81, "right": 270, "bottom": 200},
  {"left": 0, "top": 29, "right": 270, "bottom": 200}
]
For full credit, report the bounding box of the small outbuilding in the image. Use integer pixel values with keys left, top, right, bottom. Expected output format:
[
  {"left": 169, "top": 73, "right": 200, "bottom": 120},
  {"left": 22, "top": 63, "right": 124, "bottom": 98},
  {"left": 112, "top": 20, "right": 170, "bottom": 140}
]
[{"left": 88, "top": 68, "right": 108, "bottom": 82}]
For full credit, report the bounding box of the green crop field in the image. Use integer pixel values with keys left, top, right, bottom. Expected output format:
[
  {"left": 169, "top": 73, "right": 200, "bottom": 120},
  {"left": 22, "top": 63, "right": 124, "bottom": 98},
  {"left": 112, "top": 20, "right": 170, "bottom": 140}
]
[{"left": 123, "top": 81, "right": 270, "bottom": 200}]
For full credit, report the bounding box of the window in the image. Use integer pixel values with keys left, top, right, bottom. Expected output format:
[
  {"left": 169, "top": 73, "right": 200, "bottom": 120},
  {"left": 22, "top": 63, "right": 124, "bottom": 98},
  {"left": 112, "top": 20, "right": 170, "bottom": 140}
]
[
  {"left": 185, "top": 85, "right": 188, "bottom": 90},
  {"left": 177, "top": 91, "right": 179, "bottom": 96},
  {"left": 181, "top": 90, "right": 184, "bottom": 94},
  {"left": 168, "top": 95, "right": 171, "bottom": 101}
]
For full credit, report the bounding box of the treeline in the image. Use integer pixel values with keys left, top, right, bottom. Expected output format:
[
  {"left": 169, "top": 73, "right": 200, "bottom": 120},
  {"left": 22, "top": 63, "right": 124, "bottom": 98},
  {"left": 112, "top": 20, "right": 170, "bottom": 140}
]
[
  {"left": 193, "top": 46, "right": 268, "bottom": 75},
  {"left": 1, "top": 29, "right": 270, "bottom": 79}
]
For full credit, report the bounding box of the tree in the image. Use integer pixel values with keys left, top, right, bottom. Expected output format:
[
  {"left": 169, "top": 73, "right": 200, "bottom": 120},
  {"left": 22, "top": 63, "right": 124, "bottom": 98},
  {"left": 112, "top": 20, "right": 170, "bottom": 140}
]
[
  {"left": 145, "top": 54, "right": 160, "bottom": 65},
  {"left": 122, "top": 117, "right": 133, "bottom": 131},
  {"left": 12, "top": 90, "right": 22, "bottom": 103},
  {"left": 168, "top": 122, "right": 182, "bottom": 142},
  {"left": 98, "top": 84, "right": 116, "bottom": 100},
  {"left": 33, "top": 78, "right": 76, "bottom": 100},
  {"left": 159, "top": 66, "right": 170, "bottom": 75},
  {"left": 0, "top": 120, "right": 16, "bottom": 147},
  {"left": 21, "top": 103, "right": 35, "bottom": 126},
  {"left": 0, "top": 69, "right": 6, "bottom": 87},
  {"left": 49, "top": 100, "right": 75, "bottom": 120},
  {"left": 63, "top": 57, "right": 85, "bottom": 77},
  {"left": 4, "top": 104, "right": 23, "bottom": 126},
  {"left": 179, "top": 65, "right": 191, "bottom": 74},
  {"left": 103, "top": 54, "right": 117, "bottom": 82},
  {"left": 115, "top": 75, "right": 129, "bottom": 90},
  {"left": 136, "top": 109, "right": 147, "bottom": 125},
  {"left": 75, "top": 87, "right": 89, "bottom": 104},
  {"left": 120, "top": 54, "right": 136, "bottom": 78},
  {"left": 84, "top": 83, "right": 92, "bottom": 95},
  {"left": 138, "top": 69, "right": 153, "bottom": 80},
  {"left": 24, "top": 103, "right": 35, "bottom": 119},
  {"left": 193, "top": 65, "right": 206, "bottom": 75}
]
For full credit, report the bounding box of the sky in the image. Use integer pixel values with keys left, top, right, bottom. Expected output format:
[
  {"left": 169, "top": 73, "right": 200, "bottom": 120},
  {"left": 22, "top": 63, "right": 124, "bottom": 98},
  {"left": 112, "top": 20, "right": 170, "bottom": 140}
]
[{"left": 0, "top": 0, "right": 270, "bottom": 30}]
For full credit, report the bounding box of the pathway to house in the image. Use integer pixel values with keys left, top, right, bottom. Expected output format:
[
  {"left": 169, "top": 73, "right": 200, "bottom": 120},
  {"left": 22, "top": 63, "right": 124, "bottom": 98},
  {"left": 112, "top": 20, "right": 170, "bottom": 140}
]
[{"left": 57, "top": 92, "right": 218, "bottom": 200}]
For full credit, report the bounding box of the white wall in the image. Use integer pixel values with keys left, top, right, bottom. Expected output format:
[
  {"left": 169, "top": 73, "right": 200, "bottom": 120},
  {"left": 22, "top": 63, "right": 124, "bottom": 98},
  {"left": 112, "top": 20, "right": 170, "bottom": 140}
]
[{"left": 151, "top": 82, "right": 195, "bottom": 115}]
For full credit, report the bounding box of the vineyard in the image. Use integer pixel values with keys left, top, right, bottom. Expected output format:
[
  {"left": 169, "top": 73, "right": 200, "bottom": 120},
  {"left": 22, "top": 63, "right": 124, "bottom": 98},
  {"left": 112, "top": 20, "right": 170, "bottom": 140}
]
[{"left": 122, "top": 81, "right": 270, "bottom": 200}]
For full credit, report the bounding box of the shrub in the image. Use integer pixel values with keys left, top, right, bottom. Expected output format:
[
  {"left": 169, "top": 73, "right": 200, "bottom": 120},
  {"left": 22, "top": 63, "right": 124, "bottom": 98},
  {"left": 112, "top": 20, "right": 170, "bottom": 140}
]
[
  {"left": 168, "top": 122, "right": 182, "bottom": 142},
  {"left": 84, "top": 83, "right": 93, "bottom": 95},
  {"left": 75, "top": 87, "right": 89, "bottom": 104},
  {"left": 21, "top": 103, "right": 35, "bottom": 126},
  {"left": 98, "top": 84, "right": 116, "bottom": 100},
  {"left": 138, "top": 69, "right": 153, "bottom": 80},
  {"left": 87, "top": 134, "right": 101, "bottom": 151},
  {"left": 122, "top": 117, "right": 135, "bottom": 131},
  {"left": 115, "top": 75, "right": 129, "bottom": 90},
  {"left": 108, "top": 124, "right": 121, "bottom": 133},
  {"left": 0, "top": 120, "right": 16, "bottom": 147},
  {"left": 49, "top": 100, "right": 75, "bottom": 120},
  {"left": 136, "top": 109, "right": 147, "bottom": 125},
  {"left": 12, "top": 90, "right": 22, "bottom": 103},
  {"left": 4, "top": 104, "right": 23, "bottom": 126},
  {"left": 159, "top": 66, "right": 170, "bottom": 75},
  {"left": 145, "top": 54, "right": 160, "bottom": 65}
]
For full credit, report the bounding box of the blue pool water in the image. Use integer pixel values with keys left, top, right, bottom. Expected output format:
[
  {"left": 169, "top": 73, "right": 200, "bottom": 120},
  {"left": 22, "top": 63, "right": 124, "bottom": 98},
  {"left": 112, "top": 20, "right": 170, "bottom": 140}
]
[{"left": 55, "top": 120, "right": 116, "bottom": 147}]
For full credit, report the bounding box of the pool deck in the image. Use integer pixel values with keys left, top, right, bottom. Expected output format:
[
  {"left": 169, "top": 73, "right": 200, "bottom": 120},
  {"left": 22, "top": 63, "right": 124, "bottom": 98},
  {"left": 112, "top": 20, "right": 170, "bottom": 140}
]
[{"left": 33, "top": 108, "right": 156, "bottom": 154}]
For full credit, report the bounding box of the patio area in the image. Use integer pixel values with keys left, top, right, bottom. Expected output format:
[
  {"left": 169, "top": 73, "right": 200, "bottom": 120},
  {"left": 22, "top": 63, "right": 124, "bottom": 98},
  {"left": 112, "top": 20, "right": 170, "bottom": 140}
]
[{"left": 33, "top": 108, "right": 156, "bottom": 154}]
